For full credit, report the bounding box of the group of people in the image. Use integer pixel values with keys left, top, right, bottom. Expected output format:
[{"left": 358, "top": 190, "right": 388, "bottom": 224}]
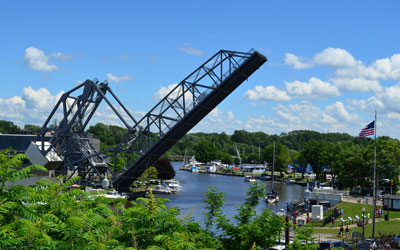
[
  {"left": 330, "top": 207, "right": 344, "bottom": 227},
  {"left": 333, "top": 207, "right": 343, "bottom": 216},
  {"left": 376, "top": 206, "right": 384, "bottom": 217},
  {"left": 339, "top": 225, "right": 350, "bottom": 238}
]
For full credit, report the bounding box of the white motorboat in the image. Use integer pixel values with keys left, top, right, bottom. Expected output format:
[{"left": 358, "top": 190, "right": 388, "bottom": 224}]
[
  {"left": 163, "top": 179, "right": 183, "bottom": 193},
  {"left": 284, "top": 179, "right": 296, "bottom": 184},
  {"left": 265, "top": 192, "right": 279, "bottom": 203},
  {"left": 152, "top": 184, "right": 173, "bottom": 194},
  {"left": 103, "top": 190, "right": 128, "bottom": 199},
  {"left": 206, "top": 160, "right": 225, "bottom": 173},
  {"left": 185, "top": 156, "right": 204, "bottom": 172},
  {"left": 91, "top": 189, "right": 128, "bottom": 199},
  {"left": 244, "top": 176, "right": 256, "bottom": 182}
]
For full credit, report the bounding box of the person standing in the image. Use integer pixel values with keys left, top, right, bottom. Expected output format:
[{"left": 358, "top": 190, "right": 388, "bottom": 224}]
[
  {"left": 372, "top": 240, "right": 377, "bottom": 250},
  {"left": 340, "top": 225, "right": 344, "bottom": 237},
  {"left": 345, "top": 226, "right": 349, "bottom": 238}
]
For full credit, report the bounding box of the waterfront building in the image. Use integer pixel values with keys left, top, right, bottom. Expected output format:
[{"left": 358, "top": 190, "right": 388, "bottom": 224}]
[{"left": 240, "top": 163, "right": 266, "bottom": 173}]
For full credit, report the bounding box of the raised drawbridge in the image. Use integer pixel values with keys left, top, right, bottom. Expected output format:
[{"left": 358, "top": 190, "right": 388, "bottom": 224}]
[{"left": 26, "top": 49, "right": 267, "bottom": 191}]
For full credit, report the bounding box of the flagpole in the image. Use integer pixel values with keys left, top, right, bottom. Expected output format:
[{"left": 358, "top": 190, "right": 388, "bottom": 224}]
[{"left": 372, "top": 110, "right": 377, "bottom": 238}]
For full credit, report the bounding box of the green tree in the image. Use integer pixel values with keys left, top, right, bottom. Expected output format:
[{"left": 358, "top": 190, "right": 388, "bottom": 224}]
[
  {"left": 212, "top": 182, "right": 284, "bottom": 250},
  {"left": 235, "top": 181, "right": 266, "bottom": 225},
  {"left": 300, "top": 140, "right": 326, "bottom": 181},
  {"left": 262, "top": 141, "right": 290, "bottom": 176},
  {"left": 24, "top": 124, "right": 41, "bottom": 134},
  {"left": 285, "top": 225, "right": 318, "bottom": 250},
  {"left": 0, "top": 120, "right": 20, "bottom": 134},
  {"left": 137, "top": 166, "right": 158, "bottom": 184},
  {"left": 362, "top": 138, "right": 400, "bottom": 193},
  {"left": 203, "top": 186, "right": 225, "bottom": 232},
  {"left": 194, "top": 139, "right": 219, "bottom": 163},
  {"left": 220, "top": 152, "right": 233, "bottom": 164}
]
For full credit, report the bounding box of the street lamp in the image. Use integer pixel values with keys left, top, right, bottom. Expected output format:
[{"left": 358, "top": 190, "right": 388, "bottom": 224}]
[{"left": 362, "top": 207, "right": 366, "bottom": 239}]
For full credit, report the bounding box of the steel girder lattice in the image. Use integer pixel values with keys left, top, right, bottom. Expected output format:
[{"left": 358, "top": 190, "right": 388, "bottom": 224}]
[
  {"left": 31, "top": 49, "right": 267, "bottom": 189},
  {"left": 113, "top": 49, "right": 267, "bottom": 191},
  {"left": 34, "top": 80, "right": 139, "bottom": 182}
]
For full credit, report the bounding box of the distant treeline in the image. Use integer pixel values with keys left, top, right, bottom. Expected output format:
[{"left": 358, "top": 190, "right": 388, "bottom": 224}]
[{"left": 166, "top": 129, "right": 373, "bottom": 159}]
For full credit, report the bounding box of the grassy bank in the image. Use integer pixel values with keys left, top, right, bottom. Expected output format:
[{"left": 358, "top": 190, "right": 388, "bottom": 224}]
[
  {"left": 330, "top": 201, "right": 400, "bottom": 219},
  {"left": 311, "top": 201, "right": 400, "bottom": 240}
]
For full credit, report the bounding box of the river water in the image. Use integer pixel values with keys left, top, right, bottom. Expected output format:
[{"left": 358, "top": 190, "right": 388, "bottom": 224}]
[{"left": 159, "top": 162, "right": 306, "bottom": 226}]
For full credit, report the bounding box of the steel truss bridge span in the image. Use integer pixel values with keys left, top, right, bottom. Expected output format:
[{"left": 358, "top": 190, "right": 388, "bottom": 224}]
[{"left": 28, "top": 49, "right": 267, "bottom": 192}]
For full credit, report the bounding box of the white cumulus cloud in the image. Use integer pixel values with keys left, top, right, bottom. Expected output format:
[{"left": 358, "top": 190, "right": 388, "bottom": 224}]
[
  {"left": 284, "top": 53, "right": 313, "bottom": 69},
  {"left": 106, "top": 73, "right": 133, "bottom": 83},
  {"left": 227, "top": 111, "right": 235, "bottom": 121},
  {"left": 192, "top": 108, "right": 243, "bottom": 133},
  {"left": 285, "top": 77, "right": 340, "bottom": 99},
  {"left": 377, "top": 83, "right": 400, "bottom": 113},
  {"left": 313, "top": 47, "right": 358, "bottom": 68},
  {"left": 285, "top": 47, "right": 358, "bottom": 69},
  {"left": 348, "top": 96, "right": 384, "bottom": 112},
  {"left": 154, "top": 83, "right": 178, "bottom": 101},
  {"left": 0, "top": 87, "right": 65, "bottom": 126},
  {"left": 243, "top": 85, "right": 291, "bottom": 102},
  {"left": 325, "top": 101, "right": 358, "bottom": 122},
  {"left": 335, "top": 54, "right": 400, "bottom": 81},
  {"left": 24, "top": 47, "right": 59, "bottom": 71},
  {"left": 332, "top": 78, "right": 382, "bottom": 92},
  {"left": 22, "top": 87, "right": 63, "bottom": 111}
]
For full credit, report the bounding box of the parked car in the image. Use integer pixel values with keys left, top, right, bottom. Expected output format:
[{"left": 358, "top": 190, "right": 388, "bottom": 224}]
[
  {"left": 319, "top": 241, "right": 333, "bottom": 250},
  {"left": 357, "top": 239, "right": 374, "bottom": 250},
  {"left": 332, "top": 241, "right": 353, "bottom": 249},
  {"left": 391, "top": 233, "right": 400, "bottom": 248}
]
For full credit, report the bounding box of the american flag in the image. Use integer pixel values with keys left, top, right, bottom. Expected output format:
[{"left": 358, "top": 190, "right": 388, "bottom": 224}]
[{"left": 359, "top": 121, "right": 375, "bottom": 137}]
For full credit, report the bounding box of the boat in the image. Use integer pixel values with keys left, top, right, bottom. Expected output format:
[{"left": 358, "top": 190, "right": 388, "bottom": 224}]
[
  {"left": 244, "top": 176, "right": 256, "bottom": 182},
  {"left": 184, "top": 156, "right": 204, "bottom": 172},
  {"left": 151, "top": 184, "right": 173, "bottom": 194},
  {"left": 265, "top": 189, "right": 279, "bottom": 203},
  {"left": 260, "top": 173, "right": 272, "bottom": 181},
  {"left": 189, "top": 166, "right": 199, "bottom": 173},
  {"left": 266, "top": 141, "right": 279, "bottom": 203},
  {"left": 163, "top": 179, "right": 183, "bottom": 193},
  {"left": 91, "top": 189, "right": 128, "bottom": 199},
  {"left": 284, "top": 179, "right": 296, "bottom": 184},
  {"left": 276, "top": 208, "right": 285, "bottom": 216},
  {"left": 205, "top": 160, "right": 223, "bottom": 173}
]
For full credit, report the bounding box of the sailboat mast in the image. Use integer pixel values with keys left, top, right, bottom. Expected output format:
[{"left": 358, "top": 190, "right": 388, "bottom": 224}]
[{"left": 272, "top": 141, "right": 275, "bottom": 189}]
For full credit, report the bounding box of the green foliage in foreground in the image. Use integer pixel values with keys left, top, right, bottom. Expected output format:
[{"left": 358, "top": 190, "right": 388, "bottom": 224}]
[
  {"left": 0, "top": 150, "right": 318, "bottom": 249},
  {"left": 0, "top": 151, "right": 221, "bottom": 249}
]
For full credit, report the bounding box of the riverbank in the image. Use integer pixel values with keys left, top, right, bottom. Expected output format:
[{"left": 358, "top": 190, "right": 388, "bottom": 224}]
[{"left": 179, "top": 167, "right": 308, "bottom": 184}]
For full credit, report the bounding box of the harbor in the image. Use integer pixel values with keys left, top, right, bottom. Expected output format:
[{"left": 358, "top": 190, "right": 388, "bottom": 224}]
[{"left": 159, "top": 162, "right": 306, "bottom": 225}]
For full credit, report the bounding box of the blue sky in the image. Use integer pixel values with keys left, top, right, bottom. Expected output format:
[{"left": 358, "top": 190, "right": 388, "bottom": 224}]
[{"left": 1, "top": 1, "right": 400, "bottom": 138}]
